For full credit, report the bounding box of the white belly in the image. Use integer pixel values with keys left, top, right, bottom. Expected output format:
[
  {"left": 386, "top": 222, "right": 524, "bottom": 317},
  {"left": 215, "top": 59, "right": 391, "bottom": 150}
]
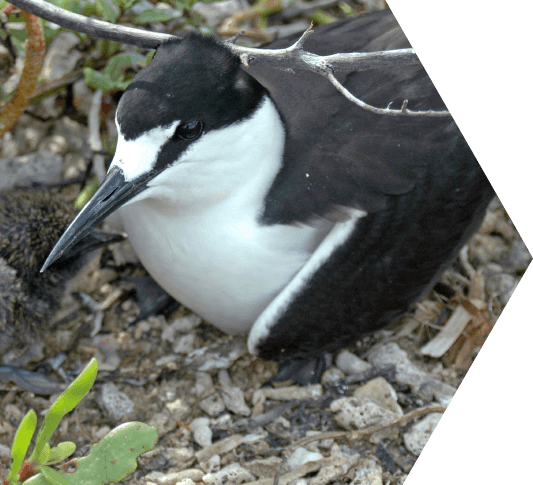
[{"left": 119, "top": 197, "right": 332, "bottom": 334}]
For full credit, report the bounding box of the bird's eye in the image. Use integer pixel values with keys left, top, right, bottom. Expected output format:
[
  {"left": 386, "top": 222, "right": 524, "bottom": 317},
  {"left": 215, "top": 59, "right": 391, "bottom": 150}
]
[{"left": 173, "top": 121, "right": 203, "bottom": 141}]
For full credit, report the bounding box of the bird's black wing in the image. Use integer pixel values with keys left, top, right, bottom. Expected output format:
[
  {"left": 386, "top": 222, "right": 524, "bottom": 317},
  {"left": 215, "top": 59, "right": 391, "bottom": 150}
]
[
  {"left": 246, "top": 10, "right": 464, "bottom": 224},
  {"left": 246, "top": 10, "right": 494, "bottom": 366}
]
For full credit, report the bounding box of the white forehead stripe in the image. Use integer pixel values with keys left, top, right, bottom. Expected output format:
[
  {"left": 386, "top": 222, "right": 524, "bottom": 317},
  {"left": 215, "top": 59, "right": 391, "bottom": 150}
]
[{"left": 110, "top": 120, "right": 180, "bottom": 182}]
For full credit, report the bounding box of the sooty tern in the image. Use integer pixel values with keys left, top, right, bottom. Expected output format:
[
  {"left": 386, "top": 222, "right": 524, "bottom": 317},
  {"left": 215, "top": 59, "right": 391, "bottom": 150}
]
[{"left": 42, "top": 10, "right": 494, "bottom": 384}]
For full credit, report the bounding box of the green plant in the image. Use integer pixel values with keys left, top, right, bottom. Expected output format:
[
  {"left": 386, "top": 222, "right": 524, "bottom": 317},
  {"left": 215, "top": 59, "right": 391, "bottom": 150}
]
[{"left": 2, "top": 358, "right": 158, "bottom": 485}]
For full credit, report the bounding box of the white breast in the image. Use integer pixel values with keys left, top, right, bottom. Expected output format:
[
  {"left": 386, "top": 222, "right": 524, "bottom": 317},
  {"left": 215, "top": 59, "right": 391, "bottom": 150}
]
[{"left": 120, "top": 198, "right": 332, "bottom": 333}]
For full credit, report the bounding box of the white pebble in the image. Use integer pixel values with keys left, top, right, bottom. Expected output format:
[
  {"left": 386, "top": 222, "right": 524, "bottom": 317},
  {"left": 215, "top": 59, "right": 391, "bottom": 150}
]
[
  {"left": 403, "top": 413, "right": 442, "bottom": 456},
  {"left": 190, "top": 417, "right": 212, "bottom": 448},
  {"left": 202, "top": 463, "right": 255, "bottom": 484},
  {"left": 336, "top": 350, "right": 372, "bottom": 375},
  {"left": 287, "top": 447, "right": 324, "bottom": 471}
]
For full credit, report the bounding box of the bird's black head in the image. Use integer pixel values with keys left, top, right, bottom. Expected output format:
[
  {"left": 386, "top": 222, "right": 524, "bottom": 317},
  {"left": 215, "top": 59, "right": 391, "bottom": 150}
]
[{"left": 117, "top": 32, "right": 266, "bottom": 143}]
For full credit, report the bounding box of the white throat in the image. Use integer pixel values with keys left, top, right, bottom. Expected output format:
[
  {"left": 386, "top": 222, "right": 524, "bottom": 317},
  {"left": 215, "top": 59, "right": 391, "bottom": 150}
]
[
  {"left": 117, "top": 96, "right": 334, "bottom": 333},
  {"left": 124, "top": 95, "right": 285, "bottom": 212}
]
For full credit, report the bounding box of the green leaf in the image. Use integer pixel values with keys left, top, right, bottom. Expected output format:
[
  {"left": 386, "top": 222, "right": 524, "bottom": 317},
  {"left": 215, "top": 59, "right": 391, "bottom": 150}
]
[
  {"left": 311, "top": 10, "right": 335, "bottom": 24},
  {"left": 38, "top": 443, "right": 51, "bottom": 466},
  {"left": 145, "top": 50, "right": 157, "bottom": 63},
  {"left": 75, "top": 175, "right": 99, "bottom": 209},
  {"left": 7, "top": 409, "right": 37, "bottom": 482},
  {"left": 29, "top": 359, "right": 98, "bottom": 464},
  {"left": 118, "top": 0, "right": 145, "bottom": 9},
  {"left": 26, "top": 423, "right": 158, "bottom": 485},
  {"left": 84, "top": 68, "right": 116, "bottom": 92},
  {"left": 133, "top": 8, "right": 174, "bottom": 25},
  {"left": 104, "top": 53, "right": 146, "bottom": 82},
  {"left": 40, "top": 467, "right": 69, "bottom": 485},
  {"left": 48, "top": 0, "right": 85, "bottom": 14},
  {"left": 65, "top": 422, "right": 158, "bottom": 483},
  {"left": 46, "top": 442, "right": 77, "bottom": 465},
  {"left": 95, "top": 0, "right": 121, "bottom": 22}
]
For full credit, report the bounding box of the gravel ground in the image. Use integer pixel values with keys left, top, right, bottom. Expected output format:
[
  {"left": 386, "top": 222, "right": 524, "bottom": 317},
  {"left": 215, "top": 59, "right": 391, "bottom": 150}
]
[{"left": 0, "top": 2, "right": 531, "bottom": 485}]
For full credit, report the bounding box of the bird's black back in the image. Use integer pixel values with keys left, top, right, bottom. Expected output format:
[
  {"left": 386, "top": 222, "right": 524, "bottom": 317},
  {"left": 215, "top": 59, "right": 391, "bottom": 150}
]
[
  {"left": 248, "top": 10, "right": 494, "bottom": 362},
  {"left": 246, "top": 10, "right": 480, "bottom": 224}
]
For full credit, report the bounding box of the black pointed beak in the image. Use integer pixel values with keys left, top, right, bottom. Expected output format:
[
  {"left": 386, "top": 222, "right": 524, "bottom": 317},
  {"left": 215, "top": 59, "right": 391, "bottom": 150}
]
[{"left": 41, "top": 166, "right": 147, "bottom": 272}]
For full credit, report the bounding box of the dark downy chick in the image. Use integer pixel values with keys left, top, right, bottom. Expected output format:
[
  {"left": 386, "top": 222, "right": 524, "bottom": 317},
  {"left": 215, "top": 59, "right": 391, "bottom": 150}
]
[{"left": 0, "top": 188, "right": 123, "bottom": 355}]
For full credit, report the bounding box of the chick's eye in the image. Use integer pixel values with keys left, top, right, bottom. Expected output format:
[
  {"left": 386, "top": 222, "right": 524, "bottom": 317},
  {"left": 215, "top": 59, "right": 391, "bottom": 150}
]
[{"left": 174, "top": 121, "right": 203, "bottom": 141}]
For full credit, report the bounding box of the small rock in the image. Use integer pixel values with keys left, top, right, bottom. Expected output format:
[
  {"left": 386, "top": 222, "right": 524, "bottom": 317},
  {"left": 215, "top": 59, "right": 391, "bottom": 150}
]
[
  {"left": 0, "top": 443, "right": 11, "bottom": 459},
  {"left": 3, "top": 404, "right": 23, "bottom": 422},
  {"left": 196, "top": 372, "right": 226, "bottom": 416},
  {"left": 0, "top": 151, "right": 62, "bottom": 190},
  {"left": 148, "top": 412, "right": 177, "bottom": 436},
  {"left": 336, "top": 350, "right": 372, "bottom": 375},
  {"left": 94, "top": 425, "right": 111, "bottom": 440},
  {"left": 91, "top": 335, "right": 121, "bottom": 371},
  {"left": 165, "top": 398, "right": 191, "bottom": 420},
  {"left": 486, "top": 273, "right": 517, "bottom": 306},
  {"left": 39, "top": 134, "right": 69, "bottom": 155},
  {"left": 185, "top": 339, "right": 247, "bottom": 371},
  {"left": 468, "top": 234, "right": 509, "bottom": 264},
  {"left": 172, "top": 314, "right": 203, "bottom": 332},
  {"left": 54, "top": 117, "right": 87, "bottom": 153},
  {"left": 218, "top": 370, "right": 251, "bottom": 416},
  {"left": 99, "top": 382, "right": 134, "bottom": 419},
  {"left": 354, "top": 377, "right": 403, "bottom": 415},
  {"left": 253, "top": 384, "right": 322, "bottom": 404},
  {"left": 309, "top": 455, "right": 360, "bottom": 485},
  {"left": 154, "top": 469, "right": 204, "bottom": 485},
  {"left": 288, "top": 448, "right": 324, "bottom": 471},
  {"left": 417, "top": 380, "right": 456, "bottom": 407},
  {"left": 403, "top": 413, "right": 442, "bottom": 456},
  {"left": 368, "top": 343, "right": 456, "bottom": 403},
  {"left": 321, "top": 366, "right": 345, "bottom": 384},
  {"left": 173, "top": 334, "right": 196, "bottom": 354},
  {"left": 242, "top": 456, "right": 283, "bottom": 478},
  {"left": 353, "top": 458, "right": 383, "bottom": 485},
  {"left": 210, "top": 413, "right": 232, "bottom": 427},
  {"left": 1, "top": 132, "right": 18, "bottom": 158},
  {"left": 190, "top": 417, "right": 213, "bottom": 448},
  {"left": 165, "top": 448, "right": 195, "bottom": 468},
  {"left": 202, "top": 463, "right": 255, "bottom": 484},
  {"left": 506, "top": 239, "right": 531, "bottom": 272},
  {"left": 41, "top": 32, "right": 82, "bottom": 81},
  {"left": 202, "top": 454, "right": 221, "bottom": 474},
  {"left": 330, "top": 398, "right": 399, "bottom": 430}
]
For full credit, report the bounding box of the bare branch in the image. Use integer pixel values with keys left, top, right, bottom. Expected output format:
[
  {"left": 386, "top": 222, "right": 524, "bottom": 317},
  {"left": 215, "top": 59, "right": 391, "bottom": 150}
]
[
  {"left": 8, "top": 0, "right": 174, "bottom": 47},
  {"left": 229, "top": 39, "right": 420, "bottom": 74},
  {"left": 8, "top": 0, "right": 419, "bottom": 73},
  {"left": 7, "top": 0, "right": 448, "bottom": 116},
  {"left": 326, "top": 71, "right": 451, "bottom": 117}
]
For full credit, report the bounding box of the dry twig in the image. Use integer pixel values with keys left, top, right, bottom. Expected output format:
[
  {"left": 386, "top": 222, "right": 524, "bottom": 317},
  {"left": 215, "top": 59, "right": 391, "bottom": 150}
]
[{"left": 292, "top": 404, "right": 446, "bottom": 449}]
